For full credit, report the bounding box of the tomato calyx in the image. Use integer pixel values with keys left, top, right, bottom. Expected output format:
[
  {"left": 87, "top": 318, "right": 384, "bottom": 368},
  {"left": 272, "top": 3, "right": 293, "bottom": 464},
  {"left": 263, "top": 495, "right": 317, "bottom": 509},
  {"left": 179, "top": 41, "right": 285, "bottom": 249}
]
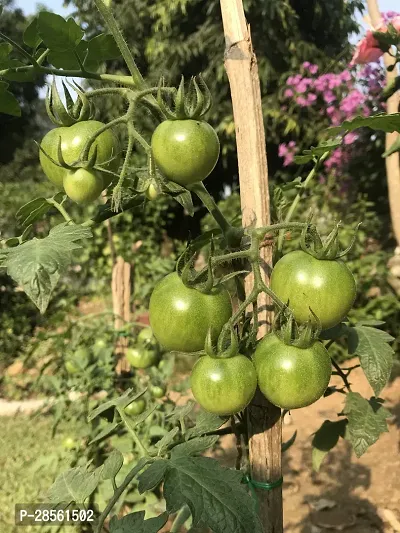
[
  {"left": 176, "top": 244, "right": 216, "bottom": 294},
  {"left": 157, "top": 75, "right": 212, "bottom": 121},
  {"left": 46, "top": 79, "right": 94, "bottom": 127},
  {"left": 300, "top": 220, "right": 361, "bottom": 260},
  {"left": 274, "top": 305, "right": 322, "bottom": 349},
  {"left": 205, "top": 324, "right": 238, "bottom": 359}
]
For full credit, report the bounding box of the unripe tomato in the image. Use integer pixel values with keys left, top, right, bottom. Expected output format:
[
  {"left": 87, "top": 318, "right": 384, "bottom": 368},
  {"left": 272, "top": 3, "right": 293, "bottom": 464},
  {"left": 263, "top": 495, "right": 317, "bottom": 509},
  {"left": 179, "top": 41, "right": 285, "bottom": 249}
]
[
  {"left": 150, "top": 385, "right": 166, "bottom": 398},
  {"left": 65, "top": 360, "right": 79, "bottom": 374},
  {"left": 62, "top": 437, "right": 78, "bottom": 450},
  {"left": 270, "top": 250, "right": 356, "bottom": 329},
  {"left": 190, "top": 354, "right": 257, "bottom": 415},
  {"left": 151, "top": 120, "right": 220, "bottom": 186},
  {"left": 254, "top": 334, "right": 332, "bottom": 409},
  {"left": 63, "top": 168, "right": 104, "bottom": 204},
  {"left": 149, "top": 272, "right": 232, "bottom": 353},
  {"left": 126, "top": 347, "right": 158, "bottom": 369},
  {"left": 94, "top": 339, "right": 107, "bottom": 350},
  {"left": 145, "top": 183, "right": 159, "bottom": 200},
  {"left": 124, "top": 399, "right": 146, "bottom": 416},
  {"left": 39, "top": 120, "right": 120, "bottom": 189},
  {"left": 137, "top": 327, "right": 157, "bottom": 347}
]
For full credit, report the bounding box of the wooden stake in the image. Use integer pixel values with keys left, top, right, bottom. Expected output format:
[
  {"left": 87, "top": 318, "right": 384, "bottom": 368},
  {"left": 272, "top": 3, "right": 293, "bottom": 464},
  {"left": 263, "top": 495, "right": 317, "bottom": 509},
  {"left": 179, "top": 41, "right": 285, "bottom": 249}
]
[
  {"left": 367, "top": 0, "right": 400, "bottom": 246},
  {"left": 219, "top": 1, "right": 282, "bottom": 531},
  {"left": 112, "top": 256, "right": 132, "bottom": 373}
]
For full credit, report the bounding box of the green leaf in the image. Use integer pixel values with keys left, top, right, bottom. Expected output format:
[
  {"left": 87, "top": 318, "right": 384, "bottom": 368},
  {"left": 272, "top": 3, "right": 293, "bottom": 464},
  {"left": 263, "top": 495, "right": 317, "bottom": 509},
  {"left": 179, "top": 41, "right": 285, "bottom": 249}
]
[
  {"left": 171, "top": 435, "right": 219, "bottom": 458},
  {"left": 328, "top": 113, "right": 400, "bottom": 136},
  {"left": 281, "top": 430, "right": 297, "bottom": 452},
  {"left": 86, "top": 33, "right": 120, "bottom": 61},
  {"left": 311, "top": 420, "right": 347, "bottom": 471},
  {"left": 138, "top": 460, "right": 168, "bottom": 492},
  {"left": 1, "top": 223, "right": 92, "bottom": 312},
  {"left": 48, "top": 40, "right": 88, "bottom": 70},
  {"left": 127, "top": 405, "right": 158, "bottom": 429},
  {"left": 383, "top": 134, "right": 400, "bottom": 157},
  {"left": 347, "top": 325, "right": 394, "bottom": 396},
  {"left": 89, "top": 421, "right": 120, "bottom": 445},
  {"left": 162, "top": 180, "right": 194, "bottom": 216},
  {"left": 23, "top": 17, "right": 42, "bottom": 48},
  {"left": 163, "top": 456, "right": 262, "bottom": 533},
  {"left": 155, "top": 427, "right": 179, "bottom": 454},
  {"left": 167, "top": 401, "right": 195, "bottom": 426},
  {"left": 0, "top": 60, "right": 37, "bottom": 82},
  {"left": 343, "top": 392, "right": 391, "bottom": 458},
  {"left": 294, "top": 139, "right": 341, "bottom": 164},
  {"left": 109, "top": 511, "right": 168, "bottom": 533},
  {"left": 47, "top": 465, "right": 104, "bottom": 504},
  {"left": 102, "top": 450, "right": 124, "bottom": 480},
  {"left": 37, "top": 12, "right": 83, "bottom": 52},
  {"left": 88, "top": 389, "right": 144, "bottom": 421},
  {"left": 0, "top": 81, "right": 21, "bottom": 116},
  {"left": 186, "top": 410, "right": 228, "bottom": 440},
  {"left": 16, "top": 194, "right": 64, "bottom": 228},
  {"left": 0, "top": 42, "right": 12, "bottom": 61}
]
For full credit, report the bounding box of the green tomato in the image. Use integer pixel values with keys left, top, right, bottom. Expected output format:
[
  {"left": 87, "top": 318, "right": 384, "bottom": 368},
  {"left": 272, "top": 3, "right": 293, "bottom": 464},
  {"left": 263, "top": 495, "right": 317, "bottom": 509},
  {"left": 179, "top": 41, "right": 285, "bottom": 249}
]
[
  {"left": 150, "top": 385, "right": 166, "bottom": 398},
  {"left": 65, "top": 360, "right": 80, "bottom": 374},
  {"left": 63, "top": 168, "right": 104, "bottom": 204},
  {"left": 254, "top": 334, "right": 332, "bottom": 409},
  {"left": 145, "top": 183, "right": 159, "bottom": 200},
  {"left": 126, "top": 347, "right": 158, "bottom": 369},
  {"left": 149, "top": 272, "right": 232, "bottom": 353},
  {"left": 74, "top": 347, "right": 90, "bottom": 361},
  {"left": 270, "top": 250, "right": 356, "bottom": 329},
  {"left": 39, "top": 120, "right": 120, "bottom": 189},
  {"left": 137, "top": 327, "right": 157, "bottom": 347},
  {"left": 62, "top": 437, "right": 78, "bottom": 450},
  {"left": 124, "top": 399, "right": 146, "bottom": 416},
  {"left": 151, "top": 119, "right": 220, "bottom": 186},
  {"left": 190, "top": 353, "right": 257, "bottom": 415},
  {"left": 94, "top": 339, "right": 107, "bottom": 350}
]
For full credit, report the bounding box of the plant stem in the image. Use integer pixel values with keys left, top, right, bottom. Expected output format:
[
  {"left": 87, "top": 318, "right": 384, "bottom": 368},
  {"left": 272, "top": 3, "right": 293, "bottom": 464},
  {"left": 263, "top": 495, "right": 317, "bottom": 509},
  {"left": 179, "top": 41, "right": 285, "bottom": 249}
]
[
  {"left": 188, "top": 182, "right": 235, "bottom": 237},
  {"left": 0, "top": 31, "right": 37, "bottom": 64},
  {"left": 93, "top": 0, "right": 144, "bottom": 86},
  {"left": 170, "top": 505, "right": 191, "bottom": 533},
  {"left": 331, "top": 358, "right": 352, "bottom": 392},
  {"left": 47, "top": 198, "right": 72, "bottom": 222},
  {"left": 118, "top": 409, "right": 149, "bottom": 457},
  {"left": 95, "top": 459, "right": 150, "bottom": 533},
  {"left": 277, "top": 151, "right": 330, "bottom": 251}
]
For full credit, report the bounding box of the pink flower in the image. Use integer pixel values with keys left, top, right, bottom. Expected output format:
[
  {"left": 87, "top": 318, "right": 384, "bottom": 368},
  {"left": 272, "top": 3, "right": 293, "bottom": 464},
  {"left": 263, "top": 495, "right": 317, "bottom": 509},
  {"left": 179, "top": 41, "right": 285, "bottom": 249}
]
[
  {"left": 350, "top": 31, "right": 384, "bottom": 65},
  {"left": 284, "top": 89, "right": 294, "bottom": 98},
  {"left": 390, "top": 15, "right": 400, "bottom": 31},
  {"left": 323, "top": 91, "right": 336, "bottom": 104},
  {"left": 296, "top": 96, "right": 308, "bottom": 106},
  {"left": 309, "top": 64, "right": 319, "bottom": 75}
]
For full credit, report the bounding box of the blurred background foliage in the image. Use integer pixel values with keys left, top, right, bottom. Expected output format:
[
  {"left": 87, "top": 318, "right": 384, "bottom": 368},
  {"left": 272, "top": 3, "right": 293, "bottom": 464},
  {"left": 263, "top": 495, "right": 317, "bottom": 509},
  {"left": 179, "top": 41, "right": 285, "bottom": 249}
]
[{"left": 0, "top": 0, "right": 399, "bottom": 381}]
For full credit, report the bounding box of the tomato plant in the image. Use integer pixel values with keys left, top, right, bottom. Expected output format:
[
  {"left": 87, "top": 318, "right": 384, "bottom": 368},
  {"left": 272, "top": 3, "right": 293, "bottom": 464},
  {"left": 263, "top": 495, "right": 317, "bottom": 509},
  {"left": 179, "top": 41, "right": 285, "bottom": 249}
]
[
  {"left": 254, "top": 334, "right": 332, "bottom": 409},
  {"left": 149, "top": 272, "right": 232, "bottom": 352},
  {"left": 191, "top": 353, "right": 257, "bottom": 415},
  {"left": 271, "top": 250, "right": 357, "bottom": 329},
  {"left": 0, "top": 3, "right": 397, "bottom": 533},
  {"left": 151, "top": 119, "right": 220, "bottom": 186}
]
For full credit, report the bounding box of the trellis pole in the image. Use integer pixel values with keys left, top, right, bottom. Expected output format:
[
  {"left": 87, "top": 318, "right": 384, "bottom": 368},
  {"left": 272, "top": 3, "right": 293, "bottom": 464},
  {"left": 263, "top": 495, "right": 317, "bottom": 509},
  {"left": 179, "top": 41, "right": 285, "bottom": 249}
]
[{"left": 219, "top": 1, "right": 283, "bottom": 531}]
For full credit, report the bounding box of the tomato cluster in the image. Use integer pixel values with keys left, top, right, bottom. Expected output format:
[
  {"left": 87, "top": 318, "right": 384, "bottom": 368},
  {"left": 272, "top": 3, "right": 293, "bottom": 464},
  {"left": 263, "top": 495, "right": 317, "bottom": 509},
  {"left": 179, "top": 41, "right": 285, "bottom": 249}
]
[
  {"left": 148, "top": 247, "right": 356, "bottom": 415},
  {"left": 40, "top": 120, "right": 120, "bottom": 204}
]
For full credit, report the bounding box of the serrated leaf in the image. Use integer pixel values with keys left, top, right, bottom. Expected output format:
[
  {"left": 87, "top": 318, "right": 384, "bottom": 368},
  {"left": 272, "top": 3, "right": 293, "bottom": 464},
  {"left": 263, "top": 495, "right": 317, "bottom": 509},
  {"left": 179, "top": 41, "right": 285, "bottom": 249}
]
[
  {"left": 16, "top": 194, "right": 64, "bottom": 228},
  {"left": 38, "top": 12, "right": 83, "bottom": 52},
  {"left": 311, "top": 420, "right": 347, "bottom": 471},
  {"left": 102, "top": 450, "right": 124, "bottom": 480},
  {"left": 109, "top": 511, "right": 168, "bottom": 533},
  {"left": 47, "top": 466, "right": 103, "bottom": 504},
  {"left": 127, "top": 405, "right": 158, "bottom": 429},
  {"left": 86, "top": 34, "right": 120, "bottom": 61},
  {"left": 24, "top": 17, "right": 42, "bottom": 48},
  {"left": 347, "top": 325, "right": 394, "bottom": 396},
  {"left": 0, "top": 81, "right": 20, "bottom": 116},
  {"left": 138, "top": 460, "right": 168, "bottom": 493},
  {"left": 294, "top": 140, "right": 341, "bottom": 164},
  {"left": 328, "top": 113, "right": 400, "bottom": 136},
  {"left": 89, "top": 421, "right": 120, "bottom": 445},
  {"left": 164, "top": 456, "right": 262, "bottom": 533},
  {"left": 48, "top": 40, "right": 88, "bottom": 69},
  {"left": 186, "top": 410, "right": 228, "bottom": 440},
  {"left": 343, "top": 392, "right": 391, "bottom": 457},
  {"left": 171, "top": 435, "right": 219, "bottom": 458},
  {"left": 175, "top": 190, "right": 194, "bottom": 216},
  {"left": 88, "top": 389, "right": 143, "bottom": 421},
  {"left": 155, "top": 427, "right": 179, "bottom": 454},
  {"left": 1, "top": 223, "right": 91, "bottom": 312},
  {"left": 167, "top": 401, "right": 195, "bottom": 425}
]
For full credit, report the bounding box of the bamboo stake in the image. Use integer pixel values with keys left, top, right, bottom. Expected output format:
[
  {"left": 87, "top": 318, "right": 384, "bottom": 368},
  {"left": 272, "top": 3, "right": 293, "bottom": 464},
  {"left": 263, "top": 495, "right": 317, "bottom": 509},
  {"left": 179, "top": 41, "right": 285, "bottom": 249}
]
[
  {"left": 219, "top": 1, "right": 283, "bottom": 531},
  {"left": 367, "top": 0, "right": 400, "bottom": 246}
]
